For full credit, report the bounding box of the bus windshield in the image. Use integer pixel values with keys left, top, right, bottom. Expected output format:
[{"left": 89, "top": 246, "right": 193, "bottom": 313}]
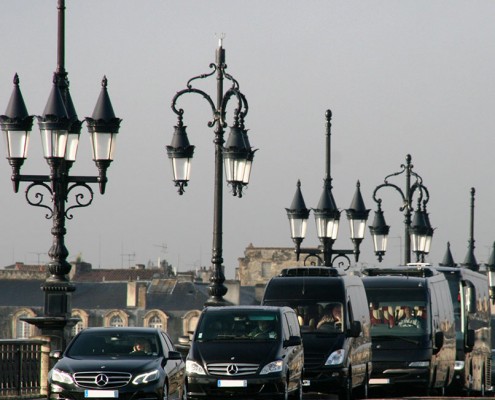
[
  {"left": 263, "top": 300, "right": 344, "bottom": 334},
  {"left": 366, "top": 288, "right": 429, "bottom": 336}
]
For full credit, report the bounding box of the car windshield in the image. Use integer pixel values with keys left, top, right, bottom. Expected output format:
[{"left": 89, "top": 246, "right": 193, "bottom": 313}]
[
  {"left": 196, "top": 311, "right": 280, "bottom": 341},
  {"left": 66, "top": 331, "right": 162, "bottom": 357}
]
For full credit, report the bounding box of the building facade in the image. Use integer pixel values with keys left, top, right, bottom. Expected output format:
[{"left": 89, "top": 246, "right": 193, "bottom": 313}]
[{"left": 236, "top": 243, "right": 304, "bottom": 286}]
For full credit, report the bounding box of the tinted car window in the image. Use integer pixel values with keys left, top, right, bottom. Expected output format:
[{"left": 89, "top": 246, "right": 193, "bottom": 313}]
[{"left": 195, "top": 310, "right": 280, "bottom": 341}]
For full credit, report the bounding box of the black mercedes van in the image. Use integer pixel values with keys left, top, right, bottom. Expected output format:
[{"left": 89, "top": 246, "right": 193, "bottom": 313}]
[
  {"left": 362, "top": 265, "right": 456, "bottom": 395},
  {"left": 262, "top": 267, "right": 371, "bottom": 400},
  {"left": 185, "top": 305, "right": 303, "bottom": 400}
]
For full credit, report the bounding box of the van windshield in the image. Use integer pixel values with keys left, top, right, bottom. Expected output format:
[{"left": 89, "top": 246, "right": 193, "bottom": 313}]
[
  {"left": 263, "top": 300, "right": 344, "bottom": 334},
  {"left": 366, "top": 288, "right": 429, "bottom": 336},
  {"left": 195, "top": 311, "right": 280, "bottom": 341}
]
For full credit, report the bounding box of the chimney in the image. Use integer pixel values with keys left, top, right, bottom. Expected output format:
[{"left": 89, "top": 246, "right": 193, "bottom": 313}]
[{"left": 127, "top": 281, "right": 147, "bottom": 308}]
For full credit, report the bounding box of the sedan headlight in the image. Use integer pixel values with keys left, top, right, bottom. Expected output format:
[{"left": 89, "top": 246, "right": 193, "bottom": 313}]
[
  {"left": 260, "top": 360, "right": 283, "bottom": 375},
  {"left": 132, "top": 369, "right": 160, "bottom": 385},
  {"left": 325, "top": 349, "right": 345, "bottom": 366},
  {"left": 186, "top": 360, "right": 206, "bottom": 375},
  {"left": 51, "top": 369, "right": 74, "bottom": 385}
]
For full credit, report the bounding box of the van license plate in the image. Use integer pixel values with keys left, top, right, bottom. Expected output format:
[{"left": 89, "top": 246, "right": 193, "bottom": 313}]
[
  {"left": 302, "top": 380, "right": 311, "bottom": 386},
  {"left": 84, "top": 390, "right": 118, "bottom": 398},
  {"left": 218, "top": 380, "right": 247, "bottom": 387},
  {"left": 369, "top": 378, "right": 390, "bottom": 384}
]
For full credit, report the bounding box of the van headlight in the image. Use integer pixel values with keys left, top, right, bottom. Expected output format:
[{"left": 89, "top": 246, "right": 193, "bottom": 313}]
[
  {"left": 260, "top": 360, "right": 284, "bottom": 375},
  {"left": 325, "top": 349, "right": 345, "bottom": 366},
  {"left": 409, "top": 361, "right": 429, "bottom": 367},
  {"left": 454, "top": 361, "right": 465, "bottom": 371},
  {"left": 51, "top": 369, "right": 74, "bottom": 385},
  {"left": 186, "top": 360, "right": 206, "bottom": 375},
  {"left": 132, "top": 369, "right": 160, "bottom": 385}
]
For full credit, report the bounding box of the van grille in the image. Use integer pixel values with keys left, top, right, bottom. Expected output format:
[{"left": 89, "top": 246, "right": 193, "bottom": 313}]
[
  {"left": 207, "top": 363, "right": 259, "bottom": 376},
  {"left": 73, "top": 371, "right": 132, "bottom": 389},
  {"left": 303, "top": 352, "right": 325, "bottom": 370}
]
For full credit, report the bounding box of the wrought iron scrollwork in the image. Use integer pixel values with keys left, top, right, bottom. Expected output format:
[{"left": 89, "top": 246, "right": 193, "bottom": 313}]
[
  {"left": 25, "top": 182, "right": 54, "bottom": 219},
  {"left": 66, "top": 182, "right": 94, "bottom": 219}
]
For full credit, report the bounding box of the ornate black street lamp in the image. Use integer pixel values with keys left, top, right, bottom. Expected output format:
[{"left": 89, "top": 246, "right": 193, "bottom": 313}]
[
  {"left": 167, "top": 38, "right": 255, "bottom": 306},
  {"left": 0, "top": 0, "right": 121, "bottom": 349},
  {"left": 286, "top": 110, "right": 369, "bottom": 268},
  {"left": 370, "top": 154, "right": 433, "bottom": 264}
]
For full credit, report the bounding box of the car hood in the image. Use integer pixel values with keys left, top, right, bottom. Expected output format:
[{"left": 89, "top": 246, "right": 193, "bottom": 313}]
[
  {"left": 191, "top": 341, "right": 280, "bottom": 365},
  {"left": 53, "top": 356, "right": 162, "bottom": 374}
]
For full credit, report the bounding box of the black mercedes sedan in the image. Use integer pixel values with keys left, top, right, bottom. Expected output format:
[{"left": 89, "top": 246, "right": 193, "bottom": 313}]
[{"left": 48, "top": 327, "right": 185, "bottom": 400}]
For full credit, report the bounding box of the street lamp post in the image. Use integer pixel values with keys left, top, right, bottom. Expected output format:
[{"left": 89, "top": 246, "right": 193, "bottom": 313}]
[
  {"left": 0, "top": 0, "right": 121, "bottom": 349},
  {"left": 369, "top": 154, "right": 433, "bottom": 264},
  {"left": 461, "top": 188, "right": 479, "bottom": 271},
  {"left": 167, "top": 38, "right": 255, "bottom": 306},
  {"left": 286, "top": 110, "right": 370, "bottom": 268}
]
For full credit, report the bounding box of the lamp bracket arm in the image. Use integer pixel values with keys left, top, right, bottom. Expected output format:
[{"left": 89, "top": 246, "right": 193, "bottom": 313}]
[
  {"left": 186, "top": 64, "right": 217, "bottom": 89},
  {"left": 65, "top": 182, "right": 94, "bottom": 220},
  {"left": 409, "top": 182, "right": 430, "bottom": 206},
  {"left": 332, "top": 249, "right": 354, "bottom": 255},
  {"left": 303, "top": 253, "right": 324, "bottom": 266},
  {"left": 171, "top": 87, "right": 216, "bottom": 126},
  {"left": 383, "top": 163, "right": 407, "bottom": 182},
  {"left": 17, "top": 174, "right": 50, "bottom": 183},
  {"left": 372, "top": 182, "right": 406, "bottom": 210},
  {"left": 223, "top": 69, "right": 240, "bottom": 91},
  {"left": 219, "top": 88, "right": 247, "bottom": 127},
  {"left": 25, "top": 181, "right": 54, "bottom": 219},
  {"left": 331, "top": 254, "right": 352, "bottom": 271},
  {"left": 67, "top": 176, "right": 98, "bottom": 184}
]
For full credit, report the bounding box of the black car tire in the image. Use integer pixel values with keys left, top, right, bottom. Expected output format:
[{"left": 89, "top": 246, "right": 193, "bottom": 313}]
[
  {"left": 278, "top": 379, "right": 289, "bottom": 400},
  {"left": 162, "top": 381, "right": 169, "bottom": 400},
  {"left": 289, "top": 378, "right": 303, "bottom": 400},
  {"left": 339, "top": 373, "right": 352, "bottom": 400}
]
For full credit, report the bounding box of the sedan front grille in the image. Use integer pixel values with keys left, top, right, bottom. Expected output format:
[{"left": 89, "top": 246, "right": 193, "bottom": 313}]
[
  {"left": 207, "top": 363, "right": 259, "bottom": 376},
  {"left": 73, "top": 371, "right": 132, "bottom": 389}
]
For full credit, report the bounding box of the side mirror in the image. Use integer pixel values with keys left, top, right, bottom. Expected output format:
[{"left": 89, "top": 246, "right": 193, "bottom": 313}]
[
  {"left": 348, "top": 321, "right": 362, "bottom": 338},
  {"left": 465, "top": 329, "right": 475, "bottom": 351},
  {"left": 465, "top": 285, "right": 476, "bottom": 313},
  {"left": 283, "top": 336, "right": 302, "bottom": 347},
  {"left": 433, "top": 331, "right": 444, "bottom": 354},
  {"left": 49, "top": 350, "right": 62, "bottom": 359},
  {"left": 168, "top": 351, "right": 182, "bottom": 361}
]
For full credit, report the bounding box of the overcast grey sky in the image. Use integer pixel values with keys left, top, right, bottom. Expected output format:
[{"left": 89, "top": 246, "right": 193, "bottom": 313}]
[{"left": 1, "top": 1, "right": 494, "bottom": 278}]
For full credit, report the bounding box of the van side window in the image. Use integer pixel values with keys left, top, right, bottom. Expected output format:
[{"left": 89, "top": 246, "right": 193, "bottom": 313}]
[
  {"left": 285, "top": 312, "right": 300, "bottom": 337},
  {"left": 282, "top": 314, "right": 291, "bottom": 339}
]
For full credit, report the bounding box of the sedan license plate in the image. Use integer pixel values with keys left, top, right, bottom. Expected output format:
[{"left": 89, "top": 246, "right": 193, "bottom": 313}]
[
  {"left": 84, "top": 389, "right": 118, "bottom": 398},
  {"left": 218, "top": 379, "right": 247, "bottom": 387}
]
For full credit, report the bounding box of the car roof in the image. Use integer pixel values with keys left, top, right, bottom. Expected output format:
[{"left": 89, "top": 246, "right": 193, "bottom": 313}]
[
  {"left": 79, "top": 327, "right": 162, "bottom": 334},
  {"left": 202, "top": 305, "right": 290, "bottom": 313}
]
